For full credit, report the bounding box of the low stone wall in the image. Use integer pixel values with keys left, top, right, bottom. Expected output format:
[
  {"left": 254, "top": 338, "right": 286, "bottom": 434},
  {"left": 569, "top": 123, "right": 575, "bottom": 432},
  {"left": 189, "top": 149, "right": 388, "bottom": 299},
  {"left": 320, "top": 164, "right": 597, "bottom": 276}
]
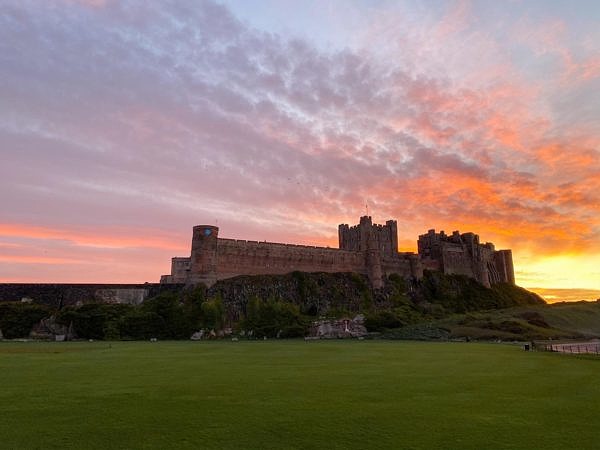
[{"left": 0, "top": 283, "right": 184, "bottom": 307}]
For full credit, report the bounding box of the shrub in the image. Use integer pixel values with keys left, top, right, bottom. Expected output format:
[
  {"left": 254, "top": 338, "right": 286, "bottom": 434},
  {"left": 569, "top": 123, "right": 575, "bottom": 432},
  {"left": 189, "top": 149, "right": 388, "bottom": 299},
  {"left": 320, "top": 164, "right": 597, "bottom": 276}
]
[
  {"left": 243, "top": 297, "right": 306, "bottom": 338},
  {"left": 119, "top": 311, "right": 165, "bottom": 340},
  {"left": 364, "top": 310, "right": 402, "bottom": 332},
  {"left": 200, "top": 297, "right": 224, "bottom": 330},
  {"left": 0, "top": 303, "right": 50, "bottom": 339},
  {"left": 141, "top": 293, "right": 193, "bottom": 339},
  {"left": 57, "top": 303, "right": 134, "bottom": 340}
]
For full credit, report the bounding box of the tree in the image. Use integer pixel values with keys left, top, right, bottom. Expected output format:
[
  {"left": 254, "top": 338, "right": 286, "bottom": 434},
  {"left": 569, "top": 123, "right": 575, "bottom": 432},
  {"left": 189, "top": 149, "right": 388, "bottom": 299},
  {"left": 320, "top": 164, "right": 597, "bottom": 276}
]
[
  {"left": 57, "top": 303, "right": 134, "bottom": 340},
  {"left": 243, "top": 296, "right": 306, "bottom": 338},
  {"left": 141, "top": 293, "right": 193, "bottom": 339},
  {"left": 0, "top": 303, "right": 50, "bottom": 339},
  {"left": 201, "top": 297, "right": 224, "bottom": 330}
]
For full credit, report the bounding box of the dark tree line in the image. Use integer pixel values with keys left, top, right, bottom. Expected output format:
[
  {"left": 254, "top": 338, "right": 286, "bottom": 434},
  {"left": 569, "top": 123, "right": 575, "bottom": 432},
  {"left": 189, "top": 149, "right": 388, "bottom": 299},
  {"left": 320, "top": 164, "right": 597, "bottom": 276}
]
[{"left": 0, "top": 287, "right": 307, "bottom": 340}]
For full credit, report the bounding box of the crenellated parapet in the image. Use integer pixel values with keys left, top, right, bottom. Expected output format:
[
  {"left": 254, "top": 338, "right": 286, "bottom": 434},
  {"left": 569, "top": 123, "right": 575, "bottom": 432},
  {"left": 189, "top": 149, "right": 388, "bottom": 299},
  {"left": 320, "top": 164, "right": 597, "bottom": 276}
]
[
  {"left": 417, "top": 229, "right": 515, "bottom": 287},
  {"left": 338, "top": 216, "right": 398, "bottom": 256},
  {"left": 160, "top": 217, "right": 514, "bottom": 289}
]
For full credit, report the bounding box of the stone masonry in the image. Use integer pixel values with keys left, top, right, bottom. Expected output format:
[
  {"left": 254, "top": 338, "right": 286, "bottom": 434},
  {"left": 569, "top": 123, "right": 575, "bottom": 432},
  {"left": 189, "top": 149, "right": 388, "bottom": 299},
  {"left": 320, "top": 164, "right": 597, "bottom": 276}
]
[
  {"left": 160, "top": 216, "right": 515, "bottom": 288},
  {"left": 417, "top": 229, "right": 515, "bottom": 287}
]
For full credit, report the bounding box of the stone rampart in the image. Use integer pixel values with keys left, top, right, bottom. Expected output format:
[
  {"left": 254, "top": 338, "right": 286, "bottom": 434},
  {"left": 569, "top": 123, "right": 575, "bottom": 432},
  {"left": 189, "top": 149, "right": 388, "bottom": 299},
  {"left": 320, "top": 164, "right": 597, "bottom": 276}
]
[
  {"left": 215, "top": 238, "right": 365, "bottom": 280},
  {"left": 162, "top": 216, "right": 513, "bottom": 289}
]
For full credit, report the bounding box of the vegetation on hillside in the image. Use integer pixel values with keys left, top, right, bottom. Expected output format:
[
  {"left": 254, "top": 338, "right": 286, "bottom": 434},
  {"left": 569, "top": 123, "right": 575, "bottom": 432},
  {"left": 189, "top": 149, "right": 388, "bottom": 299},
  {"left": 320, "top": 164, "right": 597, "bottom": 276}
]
[
  {"left": 0, "top": 302, "right": 50, "bottom": 339},
  {"left": 5, "top": 270, "right": 598, "bottom": 342},
  {"left": 417, "top": 271, "right": 545, "bottom": 313}
]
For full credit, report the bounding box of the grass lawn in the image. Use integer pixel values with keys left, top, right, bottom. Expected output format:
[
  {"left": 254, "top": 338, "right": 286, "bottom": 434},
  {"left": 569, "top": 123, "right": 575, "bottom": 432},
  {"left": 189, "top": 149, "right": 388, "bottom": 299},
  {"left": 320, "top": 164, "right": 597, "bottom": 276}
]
[{"left": 1, "top": 340, "right": 599, "bottom": 449}]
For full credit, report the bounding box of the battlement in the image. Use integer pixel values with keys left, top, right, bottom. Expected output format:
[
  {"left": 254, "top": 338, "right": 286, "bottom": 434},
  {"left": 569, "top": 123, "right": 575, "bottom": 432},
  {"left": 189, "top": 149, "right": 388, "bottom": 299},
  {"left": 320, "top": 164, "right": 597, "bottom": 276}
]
[
  {"left": 161, "top": 217, "right": 514, "bottom": 289},
  {"left": 217, "top": 238, "right": 333, "bottom": 250},
  {"left": 338, "top": 216, "right": 398, "bottom": 256},
  {"left": 417, "top": 229, "right": 514, "bottom": 287}
]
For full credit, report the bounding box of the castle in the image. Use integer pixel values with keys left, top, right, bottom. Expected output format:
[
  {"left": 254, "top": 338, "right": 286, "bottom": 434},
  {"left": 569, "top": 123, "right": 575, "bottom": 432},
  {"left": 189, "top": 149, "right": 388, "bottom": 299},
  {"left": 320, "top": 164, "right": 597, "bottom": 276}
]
[{"left": 160, "top": 216, "right": 515, "bottom": 289}]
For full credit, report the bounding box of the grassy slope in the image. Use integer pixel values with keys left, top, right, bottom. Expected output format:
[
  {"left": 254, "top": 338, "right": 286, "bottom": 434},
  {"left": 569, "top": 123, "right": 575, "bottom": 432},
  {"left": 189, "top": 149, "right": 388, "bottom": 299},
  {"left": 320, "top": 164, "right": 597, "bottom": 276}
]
[
  {"left": 536, "top": 302, "right": 600, "bottom": 336},
  {"left": 1, "top": 341, "right": 600, "bottom": 449},
  {"left": 405, "top": 301, "right": 600, "bottom": 341}
]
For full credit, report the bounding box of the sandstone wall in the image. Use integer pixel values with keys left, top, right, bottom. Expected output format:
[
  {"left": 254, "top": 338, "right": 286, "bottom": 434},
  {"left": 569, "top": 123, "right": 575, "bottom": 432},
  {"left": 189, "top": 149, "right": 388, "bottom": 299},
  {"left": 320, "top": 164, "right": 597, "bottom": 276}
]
[
  {"left": 338, "top": 216, "right": 398, "bottom": 255},
  {"left": 215, "top": 239, "right": 366, "bottom": 280},
  {"left": 418, "top": 229, "right": 515, "bottom": 287},
  {"left": 381, "top": 253, "right": 422, "bottom": 280},
  {"left": 441, "top": 245, "right": 475, "bottom": 278},
  {"left": 162, "top": 217, "right": 513, "bottom": 289},
  {"left": 494, "top": 250, "right": 515, "bottom": 284}
]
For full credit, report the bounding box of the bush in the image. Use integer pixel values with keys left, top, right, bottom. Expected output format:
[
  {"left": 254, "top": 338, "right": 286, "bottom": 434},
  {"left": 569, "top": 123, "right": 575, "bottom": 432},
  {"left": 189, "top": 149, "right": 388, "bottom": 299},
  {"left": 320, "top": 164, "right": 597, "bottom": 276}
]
[
  {"left": 0, "top": 303, "right": 50, "bottom": 339},
  {"left": 183, "top": 285, "right": 207, "bottom": 329},
  {"left": 492, "top": 283, "right": 546, "bottom": 306},
  {"left": 200, "top": 297, "right": 224, "bottom": 330},
  {"left": 243, "top": 297, "right": 307, "bottom": 338},
  {"left": 57, "top": 304, "right": 134, "bottom": 340},
  {"left": 119, "top": 311, "right": 165, "bottom": 340},
  {"left": 364, "top": 310, "right": 402, "bottom": 332},
  {"left": 141, "top": 293, "right": 193, "bottom": 339}
]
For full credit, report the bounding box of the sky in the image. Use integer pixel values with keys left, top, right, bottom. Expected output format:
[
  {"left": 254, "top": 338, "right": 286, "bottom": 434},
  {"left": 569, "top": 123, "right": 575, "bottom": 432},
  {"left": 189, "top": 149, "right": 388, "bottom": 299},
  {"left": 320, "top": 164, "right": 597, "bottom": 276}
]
[{"left": 1, "top": 0, "right": 599, "bottom": 302}]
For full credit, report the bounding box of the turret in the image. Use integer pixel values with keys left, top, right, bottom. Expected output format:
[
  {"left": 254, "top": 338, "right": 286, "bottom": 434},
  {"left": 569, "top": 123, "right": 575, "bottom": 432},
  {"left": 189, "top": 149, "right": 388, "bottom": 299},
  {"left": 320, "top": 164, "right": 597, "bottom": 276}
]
[
  {"left": 189, "top": 225, "right": 219, "bottom": 285},
  {"left": 363, "top": 220, "right": 383, "bottom": 289}
]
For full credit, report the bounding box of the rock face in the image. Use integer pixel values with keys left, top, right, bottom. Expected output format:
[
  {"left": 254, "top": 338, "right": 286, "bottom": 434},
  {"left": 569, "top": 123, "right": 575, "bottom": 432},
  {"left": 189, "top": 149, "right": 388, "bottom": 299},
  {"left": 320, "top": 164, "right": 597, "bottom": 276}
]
[
  {"left": 29, "top": 315, "right": 75, "bottom": 341},
  {"left": 308, "top": 315, "right": 368, "bottom": 339},
  {"left": 190, "top": 330, "right": 204, "bottom": 340},
  {"left": 207, "top": 271, "right": 375, "bottom": 323},
  {"left": 206, "top": 271, "right": 542, "bottom": 326}
]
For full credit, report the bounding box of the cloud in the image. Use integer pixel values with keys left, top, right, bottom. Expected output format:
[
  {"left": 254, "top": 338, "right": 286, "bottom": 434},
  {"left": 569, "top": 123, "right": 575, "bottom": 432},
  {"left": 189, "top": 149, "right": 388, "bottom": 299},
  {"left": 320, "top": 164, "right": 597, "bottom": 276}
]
[{"left": 528, "top": 288, "right": 600, "bottom": 303}]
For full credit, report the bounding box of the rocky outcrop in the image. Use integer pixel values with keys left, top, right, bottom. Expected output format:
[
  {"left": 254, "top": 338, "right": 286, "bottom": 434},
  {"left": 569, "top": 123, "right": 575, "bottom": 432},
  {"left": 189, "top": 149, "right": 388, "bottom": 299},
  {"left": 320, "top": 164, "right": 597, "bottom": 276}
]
[
  {"left": 29, "top": 315, "right": 75, "bottom": 341},
  {"left": 207, "top": 271, "right": 374, "bottom": 322},
  {"left": 308, "top": 315, "right": 368, "bottom": 339}
]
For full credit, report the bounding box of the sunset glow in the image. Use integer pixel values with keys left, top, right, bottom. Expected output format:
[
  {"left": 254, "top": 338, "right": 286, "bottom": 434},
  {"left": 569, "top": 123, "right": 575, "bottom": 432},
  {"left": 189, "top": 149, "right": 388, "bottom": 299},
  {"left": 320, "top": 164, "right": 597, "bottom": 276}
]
[{"left": 1, "top": 1, "right": 599, "bottom": 302}]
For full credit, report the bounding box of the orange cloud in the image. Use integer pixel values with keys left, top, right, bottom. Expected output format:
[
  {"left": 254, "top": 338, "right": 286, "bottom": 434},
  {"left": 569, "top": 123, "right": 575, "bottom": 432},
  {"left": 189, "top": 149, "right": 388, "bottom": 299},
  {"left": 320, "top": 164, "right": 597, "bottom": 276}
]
[
  {"left": 0, "top": 223, "right": 187, "bottom": 251},
  {"left": 528, "top": 288, "right": 600, "bottom": 303},
  {"left": 0, "top": 255, "right": 85, "bottom": 264}
]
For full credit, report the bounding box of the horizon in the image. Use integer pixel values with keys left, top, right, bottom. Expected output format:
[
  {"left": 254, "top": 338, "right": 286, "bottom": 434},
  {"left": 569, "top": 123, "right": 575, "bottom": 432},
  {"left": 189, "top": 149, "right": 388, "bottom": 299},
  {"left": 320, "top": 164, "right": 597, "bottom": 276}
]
[{"left": 1, "top": 0, "right": 599, "bottom": 303}]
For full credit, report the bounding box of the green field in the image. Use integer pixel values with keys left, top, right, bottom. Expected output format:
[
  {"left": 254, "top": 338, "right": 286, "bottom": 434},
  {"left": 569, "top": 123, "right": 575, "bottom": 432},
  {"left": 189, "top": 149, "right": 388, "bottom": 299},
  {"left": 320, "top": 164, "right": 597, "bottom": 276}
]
[{"left": 1, "top": 341, "right": 599, "bottom": 449}]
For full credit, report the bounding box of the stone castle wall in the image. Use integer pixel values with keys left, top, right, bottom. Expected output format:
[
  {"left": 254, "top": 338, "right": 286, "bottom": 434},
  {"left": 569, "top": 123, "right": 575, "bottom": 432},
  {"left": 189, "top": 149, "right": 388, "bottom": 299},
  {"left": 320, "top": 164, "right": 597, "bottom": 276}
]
[
  {"left": 162, "top": 217, "right": 422, "bottom": 288},
  {"left": 338, "top": 217, "right": 398, "bottom": 255},
  {"left": 162, "top": 216, "right": 513, "bottom": 289},
  {"left": 417, "top": 229, "right": 515, "bottom": 287},
  {"left": 215, "top": 239, "right": 365, "bottom": 280}
]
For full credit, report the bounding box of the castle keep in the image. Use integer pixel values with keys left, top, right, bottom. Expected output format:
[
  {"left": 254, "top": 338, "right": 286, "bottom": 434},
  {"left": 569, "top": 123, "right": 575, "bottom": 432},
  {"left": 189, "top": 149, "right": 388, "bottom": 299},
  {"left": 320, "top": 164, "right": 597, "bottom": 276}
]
[
  {"left": 418, "top": 229, "right": 514, "bottom": 287},
  {"left": 160, "top": 217, "right": 514, "bottom": 288}
]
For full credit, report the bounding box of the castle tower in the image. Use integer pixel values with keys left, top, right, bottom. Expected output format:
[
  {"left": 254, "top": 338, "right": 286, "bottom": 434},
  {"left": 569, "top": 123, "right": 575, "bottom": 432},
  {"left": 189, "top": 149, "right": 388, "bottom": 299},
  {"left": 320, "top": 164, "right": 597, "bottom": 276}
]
[
  {"left": 494, "top": 250, "right": 515, "bottom": 284},
  {"left": 189, "top": 225, "right": 219, "bottom": 286},
  {"left": 366, "top": 242, "right": 384, "bottom": 289},
  {"left": 363, "top": 218, "right": 384, "bottom": 289},
  {"left": 386, "top": 220, "right": 399, "bottom": 254},
  {"left": 359, "top": 215, "right": 372, "bottom": 251}
]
